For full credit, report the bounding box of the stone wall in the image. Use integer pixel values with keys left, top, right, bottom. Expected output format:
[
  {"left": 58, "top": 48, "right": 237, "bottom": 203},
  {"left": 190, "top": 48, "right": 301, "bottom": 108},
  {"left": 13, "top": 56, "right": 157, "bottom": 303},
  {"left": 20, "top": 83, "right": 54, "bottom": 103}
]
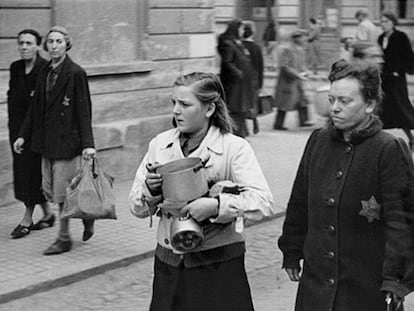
[{"left": 0, "top": 0, "right": 217, "bottom": 207}]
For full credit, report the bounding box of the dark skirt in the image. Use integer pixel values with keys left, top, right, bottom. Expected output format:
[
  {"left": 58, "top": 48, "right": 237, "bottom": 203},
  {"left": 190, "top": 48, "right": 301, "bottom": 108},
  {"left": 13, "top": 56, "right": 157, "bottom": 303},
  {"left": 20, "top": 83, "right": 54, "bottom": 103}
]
[
  {"left": 10, "top": 139, "right": 46, "bottom": 206},
  {"left": 150, "top": 255, "right": 255, "bottom": 311},
  {"left": 381, "top": 74, "right": 414, "bottom": 129}
]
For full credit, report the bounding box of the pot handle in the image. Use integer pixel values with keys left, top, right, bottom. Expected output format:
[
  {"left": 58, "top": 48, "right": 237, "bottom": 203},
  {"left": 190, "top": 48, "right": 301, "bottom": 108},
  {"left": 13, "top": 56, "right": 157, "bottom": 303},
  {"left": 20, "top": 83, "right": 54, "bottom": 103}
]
[
  {"left": 178, "top": 212, "right": 191, "bottom": 221},
  {"left": 193, "top": 155, "right": 210, "bottom": 173}
]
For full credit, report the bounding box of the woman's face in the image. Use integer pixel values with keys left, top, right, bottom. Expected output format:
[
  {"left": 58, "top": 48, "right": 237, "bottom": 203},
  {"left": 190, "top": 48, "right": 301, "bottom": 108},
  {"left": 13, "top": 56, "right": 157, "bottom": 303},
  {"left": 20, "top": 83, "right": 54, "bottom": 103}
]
[
  {"left": 380, "top": 16, "right": 394, "bottom": 32},
  {"left": 46, "top": 31, "right": 67, "bottom": 63},
  {"left": 172, "top": 85, "right": 213, "bottom": 136},
  {"left": 18, "top": 33, "right": 38, "bottom": 61},
  {"left": 328, "top": 77, "right": 374, "bottom": 133}
]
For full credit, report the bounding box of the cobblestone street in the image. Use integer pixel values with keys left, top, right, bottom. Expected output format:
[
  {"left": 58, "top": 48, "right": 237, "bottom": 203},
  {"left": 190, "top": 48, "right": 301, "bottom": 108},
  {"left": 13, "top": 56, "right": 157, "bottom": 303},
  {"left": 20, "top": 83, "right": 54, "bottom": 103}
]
[{"left": 0, "top": 217, "right": 296, "bottom": 311}]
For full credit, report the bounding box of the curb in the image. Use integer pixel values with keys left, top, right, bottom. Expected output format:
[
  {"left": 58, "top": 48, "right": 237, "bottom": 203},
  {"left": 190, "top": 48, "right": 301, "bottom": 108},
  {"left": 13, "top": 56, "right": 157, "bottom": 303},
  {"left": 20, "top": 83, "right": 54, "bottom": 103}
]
[{"left": 0, "top": 211, "right": 286, "bottom": 304}]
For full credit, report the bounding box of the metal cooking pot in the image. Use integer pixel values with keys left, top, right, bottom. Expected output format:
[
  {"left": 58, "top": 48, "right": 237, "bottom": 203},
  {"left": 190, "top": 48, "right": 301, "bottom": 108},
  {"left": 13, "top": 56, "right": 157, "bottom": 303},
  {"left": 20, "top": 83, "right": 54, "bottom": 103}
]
[
  {"left": 170, "top": 214, "right": 204, "bottom": 252},
  {"left": 156, "top": 157, "right": 208, "bottom": 202}
]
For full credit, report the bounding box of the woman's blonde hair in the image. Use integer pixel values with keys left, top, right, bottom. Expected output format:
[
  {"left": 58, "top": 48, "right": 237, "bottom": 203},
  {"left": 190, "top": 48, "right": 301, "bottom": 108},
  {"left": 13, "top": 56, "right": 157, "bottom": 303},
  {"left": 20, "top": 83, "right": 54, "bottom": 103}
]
[{"left": 173, "top": 72, "right": 234, "bottom": 134}]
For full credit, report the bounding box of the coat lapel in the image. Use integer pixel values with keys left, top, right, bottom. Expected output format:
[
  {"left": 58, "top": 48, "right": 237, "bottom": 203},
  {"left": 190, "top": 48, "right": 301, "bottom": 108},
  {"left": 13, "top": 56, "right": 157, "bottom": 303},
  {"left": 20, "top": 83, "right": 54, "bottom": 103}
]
[{"left": 46, "top": 56, "right": 71, "bottom": 109}]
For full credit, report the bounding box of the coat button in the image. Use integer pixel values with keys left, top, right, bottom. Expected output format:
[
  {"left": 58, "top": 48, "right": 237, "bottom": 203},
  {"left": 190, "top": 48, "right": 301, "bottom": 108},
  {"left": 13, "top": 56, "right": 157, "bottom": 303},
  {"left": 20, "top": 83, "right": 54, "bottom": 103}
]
[
  {"left": 164, "top": 238, "right": 169, "bottom": 245},
  {"left": 345, "top": 146, "right": 352, "bottom": 154},
  {"left": 326, "top": 251, "right": 335, "bottom": 260},
  {"left": 327, "top": 278, "right": 335, "bottom": 286},
  {"left": 335, "top": 170, "right": 343, "bottom": 179},
  {"left": 328, "top": 225, "right": 336, "bottom": 234},
  {"left": 327, "top": 198, "right": 335, "bottom": 207}
]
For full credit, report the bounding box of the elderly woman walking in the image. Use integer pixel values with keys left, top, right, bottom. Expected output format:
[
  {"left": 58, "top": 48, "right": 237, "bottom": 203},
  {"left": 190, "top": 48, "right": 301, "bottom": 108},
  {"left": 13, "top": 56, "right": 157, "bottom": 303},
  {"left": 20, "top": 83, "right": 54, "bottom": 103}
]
[
  {"left": 279, "top": 60, "right": 414, "bottom": 311},
  {"left": 14, "top": 26, "right": 96, "bottom": 255}
]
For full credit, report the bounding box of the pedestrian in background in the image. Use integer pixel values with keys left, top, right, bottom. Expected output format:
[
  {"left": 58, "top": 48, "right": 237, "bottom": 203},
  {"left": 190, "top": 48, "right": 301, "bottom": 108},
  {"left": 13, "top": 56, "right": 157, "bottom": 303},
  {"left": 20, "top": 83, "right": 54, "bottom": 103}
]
[
  {"left": 351, "top": 41, "right": 383, "bottom": 66},
  {"left": 279, "top": 60, "right": 414, "bottom": 311},
  {"left": 262, "top": 20, "right": 277, "bottom": 70},
  {"left": 7, "top": 29, "right": 55, "bottom": 239},
  {"left": 217, "top": 19, "right": 253, "bottom": 138},
  {"left": 14, "top": 26, "right": 96, "bottom": 255},
  {"left": 242, "top": 21, "right": 264, "bottom": 135},
  {"left": 273, "top": 29, "right": 312, "bottom": 131},
  {"left": 378, "top": 10, "right": 414, "bottom": 151},
  {"left": 306, "top": 18, "right": 321, "bottom": 74},
  {"left": 129, "top": 72, "right": 274, "bottom": 311},
  {"left": 354, "top": 8, "right": 378, "bottom": 43}
]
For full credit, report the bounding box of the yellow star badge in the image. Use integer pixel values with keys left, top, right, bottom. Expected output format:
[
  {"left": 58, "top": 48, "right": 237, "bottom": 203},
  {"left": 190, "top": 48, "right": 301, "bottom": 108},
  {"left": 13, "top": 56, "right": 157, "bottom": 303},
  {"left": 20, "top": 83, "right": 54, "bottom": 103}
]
[{"left": 359, "top": 196, "right": 381, "bottom": 223}]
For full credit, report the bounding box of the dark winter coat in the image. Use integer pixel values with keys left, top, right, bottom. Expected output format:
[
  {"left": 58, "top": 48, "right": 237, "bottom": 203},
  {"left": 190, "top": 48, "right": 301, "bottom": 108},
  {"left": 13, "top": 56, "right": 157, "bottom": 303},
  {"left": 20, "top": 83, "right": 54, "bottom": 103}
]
[
  {"left": 20, "top": 55, "right": 94, "bottom": 160},
  {"left": 378, "top": 29, "right": 414, "bottom": 129},
  {"left": 217, "top": 36, "right": 253, "bottom": 116},
  {"left": 7, "top": 56, "right": 48, "bottom": 205},
  {"left": 274, "top": 42, "right": 308, "bottom": 111},
  {"left": 279, "top": 117, "right": 414, "bottom": 311},
  {"left": 242, "top": 40, "right": 264, "bottom": 119}
]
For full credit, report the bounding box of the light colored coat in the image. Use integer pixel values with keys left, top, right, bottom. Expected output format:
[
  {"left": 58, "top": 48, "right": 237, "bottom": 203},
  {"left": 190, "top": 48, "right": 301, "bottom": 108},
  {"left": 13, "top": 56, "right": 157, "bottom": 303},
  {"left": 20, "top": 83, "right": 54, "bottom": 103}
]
[
  {"left": 129, "top": 126, "right": 274, "bottom": 253},
  {"left": 274, "top": 42, "right": 308, "bottom": 111}
]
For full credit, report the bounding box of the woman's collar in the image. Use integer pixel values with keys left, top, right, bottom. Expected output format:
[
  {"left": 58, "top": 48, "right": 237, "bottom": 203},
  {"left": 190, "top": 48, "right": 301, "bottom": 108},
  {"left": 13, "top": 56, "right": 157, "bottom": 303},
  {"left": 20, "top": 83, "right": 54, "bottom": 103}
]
[{"left": 328, "top": 115, "right": 383, "bottom": 144}]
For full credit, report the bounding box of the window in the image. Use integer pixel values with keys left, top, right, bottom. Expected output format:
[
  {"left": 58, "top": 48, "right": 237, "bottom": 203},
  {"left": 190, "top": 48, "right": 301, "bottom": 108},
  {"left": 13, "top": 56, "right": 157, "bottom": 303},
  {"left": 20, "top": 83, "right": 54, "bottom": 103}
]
[{"left": 380, "top": 0, "right": 409, "bottom": 19}]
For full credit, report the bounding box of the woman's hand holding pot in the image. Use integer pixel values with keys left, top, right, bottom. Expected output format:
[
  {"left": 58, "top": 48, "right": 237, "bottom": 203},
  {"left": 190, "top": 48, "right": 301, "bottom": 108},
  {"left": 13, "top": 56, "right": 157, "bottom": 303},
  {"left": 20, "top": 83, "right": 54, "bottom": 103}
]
[
  {"left": 180, "top": 197, "right": 219, "bottom": 222},
  {"left": 145, "top": 162, "right": 163, "bottom": 196}
]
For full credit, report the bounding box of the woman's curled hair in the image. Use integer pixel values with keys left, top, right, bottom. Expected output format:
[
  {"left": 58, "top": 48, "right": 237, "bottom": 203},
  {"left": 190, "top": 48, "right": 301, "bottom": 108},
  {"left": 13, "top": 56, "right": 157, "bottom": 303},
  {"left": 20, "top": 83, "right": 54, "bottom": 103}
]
[{"left": 173, "top": 72, "right": 234, "bottom": 134}]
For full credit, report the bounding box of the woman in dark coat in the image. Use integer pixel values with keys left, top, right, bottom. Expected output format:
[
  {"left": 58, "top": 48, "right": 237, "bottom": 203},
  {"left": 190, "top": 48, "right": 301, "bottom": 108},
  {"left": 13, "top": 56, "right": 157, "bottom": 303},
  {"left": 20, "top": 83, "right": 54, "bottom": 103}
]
[
  {"left": 279, "top": 60, "right": 414, "bottom": 311},
  {"left": 242, "top": 21, "right": 264, "bottom": 134},
  {"left": 218, "top": 19, "right": 254, "bottom": 138},
  {"left": 378, "top": 10, "right": 414, "bottom": 150},
  {"left": 7, "top": 29, "right": 54, "bottom": 239}
]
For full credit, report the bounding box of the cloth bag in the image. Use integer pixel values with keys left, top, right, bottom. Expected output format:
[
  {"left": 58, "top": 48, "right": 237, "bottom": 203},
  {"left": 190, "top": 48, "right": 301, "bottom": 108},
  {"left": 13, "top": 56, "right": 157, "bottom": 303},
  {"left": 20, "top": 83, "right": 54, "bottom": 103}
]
[{"left": 62, "top": 158, "right": 116, "bottom": 220}]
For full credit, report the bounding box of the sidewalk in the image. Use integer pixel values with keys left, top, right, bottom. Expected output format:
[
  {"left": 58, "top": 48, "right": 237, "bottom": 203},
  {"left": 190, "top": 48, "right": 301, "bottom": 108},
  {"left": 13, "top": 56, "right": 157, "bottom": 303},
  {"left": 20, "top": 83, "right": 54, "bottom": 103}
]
[{"left": 0, "top": 111, "right": 314, "bottom": 304}]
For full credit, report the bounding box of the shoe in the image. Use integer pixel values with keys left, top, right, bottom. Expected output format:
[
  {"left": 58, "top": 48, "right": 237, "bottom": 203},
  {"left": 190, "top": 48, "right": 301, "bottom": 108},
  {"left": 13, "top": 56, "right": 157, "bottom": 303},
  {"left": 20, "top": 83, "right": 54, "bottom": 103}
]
[
  {"left": 82, "top": 219, "right": 95, "bottom": 241},
  {"left": 43, "top": 238, "right": 72, "bottom": 255},
  {"left": 31, "top": 214, "right": 55, "bottom": 230},
  {"left": 273, "top": 125, "right": 288, "bottom": 131},
  {"left": 10, "top": 223, "right": 33, "bottom": 239}
]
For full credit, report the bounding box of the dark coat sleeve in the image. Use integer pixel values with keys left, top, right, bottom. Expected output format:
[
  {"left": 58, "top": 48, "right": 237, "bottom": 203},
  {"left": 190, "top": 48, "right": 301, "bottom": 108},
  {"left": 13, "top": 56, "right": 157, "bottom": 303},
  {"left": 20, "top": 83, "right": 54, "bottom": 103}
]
[
  {"left": 218, "top": 39, "right": 243, "bottom": 81},
  {"left": 73, "top": 69, "right": 94, "bottom": 149},
  {"left": 379, "top": 138, "right": 414, "bottom": 296},
  {"left": 278, "top": 129, "right": 321, "bottom": 269}
]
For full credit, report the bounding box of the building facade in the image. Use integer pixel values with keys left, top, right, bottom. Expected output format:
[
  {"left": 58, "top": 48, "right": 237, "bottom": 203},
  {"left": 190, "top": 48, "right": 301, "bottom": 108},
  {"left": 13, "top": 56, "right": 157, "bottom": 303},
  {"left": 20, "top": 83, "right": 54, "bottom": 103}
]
[{"left": 0, "top": 0, "right": 413, "bottom": 205}]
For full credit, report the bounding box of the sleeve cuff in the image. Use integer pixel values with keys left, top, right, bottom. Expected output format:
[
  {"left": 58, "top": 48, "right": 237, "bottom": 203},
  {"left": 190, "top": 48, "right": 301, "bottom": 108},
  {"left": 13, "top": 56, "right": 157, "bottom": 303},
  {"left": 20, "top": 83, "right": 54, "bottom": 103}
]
[{"left": 381, "top": 280, "right": 412, "bottom": 297}]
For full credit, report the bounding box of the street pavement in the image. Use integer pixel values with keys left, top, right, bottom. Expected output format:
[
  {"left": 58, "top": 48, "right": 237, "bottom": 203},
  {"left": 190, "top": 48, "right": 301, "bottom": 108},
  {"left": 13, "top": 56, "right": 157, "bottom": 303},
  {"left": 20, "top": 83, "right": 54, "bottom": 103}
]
[
  {"left": 1, "top": 109, "right": 414, "bottom": 310},
  {"left": 0, "top": 111, "right": 311, "bottom": 307}
]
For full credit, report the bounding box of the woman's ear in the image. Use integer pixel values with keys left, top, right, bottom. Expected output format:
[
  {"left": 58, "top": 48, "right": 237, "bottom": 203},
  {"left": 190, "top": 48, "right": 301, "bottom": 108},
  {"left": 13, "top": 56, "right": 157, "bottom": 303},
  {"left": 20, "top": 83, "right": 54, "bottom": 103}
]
[
  {"left": 206, "top": 102, "right": 216, "bottom": 118},
  {"left": 365, "top": 100, "right": 375, "bottom": 114}
]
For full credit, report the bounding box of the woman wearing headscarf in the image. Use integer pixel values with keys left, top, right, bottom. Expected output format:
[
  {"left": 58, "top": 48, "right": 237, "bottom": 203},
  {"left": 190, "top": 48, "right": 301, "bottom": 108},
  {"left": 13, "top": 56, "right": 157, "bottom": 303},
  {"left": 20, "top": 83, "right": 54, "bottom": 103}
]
[
  {"left": 378, "top": 10, "right": 414, "bottom": 151},
  {"left": 217, "top": 19, "right": 254, "bottom": 138},
  {"left": 129, "top": 72, "right": 274, "bottom": 311}
]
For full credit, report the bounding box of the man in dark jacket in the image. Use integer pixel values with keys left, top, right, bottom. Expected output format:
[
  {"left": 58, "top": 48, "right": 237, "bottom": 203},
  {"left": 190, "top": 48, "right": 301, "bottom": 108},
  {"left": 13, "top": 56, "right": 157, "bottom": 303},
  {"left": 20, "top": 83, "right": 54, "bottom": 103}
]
[
  {"left": 279, "top": 60, "right": 414, "bottom": 310},
  {"left": 14, "top": 26, "right": 96, "bottom": 255},
  {"left": 8, "top": 29, "right": 55, "bottom": 239}
]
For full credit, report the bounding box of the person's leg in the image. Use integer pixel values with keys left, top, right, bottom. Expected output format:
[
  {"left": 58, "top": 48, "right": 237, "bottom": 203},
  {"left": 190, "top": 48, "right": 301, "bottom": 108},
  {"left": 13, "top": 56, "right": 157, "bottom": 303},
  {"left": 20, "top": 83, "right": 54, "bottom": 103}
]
[
  {"left": 43, "top": 157, "right": 81, "bottom": 255},
  {"left": 20, "top": 204, "right": 35, "bottom": 227},
  {"left": 31, "top": 201, "right": 55, "bottom": 230},
  {"left": 273, "top": 110, "right": 287, "bottom": 130},
  {"left": 298, "top": 106, "right": 311, "bottom": 126},
  {"left": 253, "top": 118, "right": 259, "bottom": 134}
]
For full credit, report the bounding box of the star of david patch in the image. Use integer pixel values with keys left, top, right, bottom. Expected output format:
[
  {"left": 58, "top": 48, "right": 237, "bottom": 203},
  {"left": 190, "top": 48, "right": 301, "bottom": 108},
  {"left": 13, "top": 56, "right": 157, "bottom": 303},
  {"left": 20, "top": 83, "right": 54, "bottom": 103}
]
[{"left": 359, "top": 196, "right": 381, "bottom": 223}]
